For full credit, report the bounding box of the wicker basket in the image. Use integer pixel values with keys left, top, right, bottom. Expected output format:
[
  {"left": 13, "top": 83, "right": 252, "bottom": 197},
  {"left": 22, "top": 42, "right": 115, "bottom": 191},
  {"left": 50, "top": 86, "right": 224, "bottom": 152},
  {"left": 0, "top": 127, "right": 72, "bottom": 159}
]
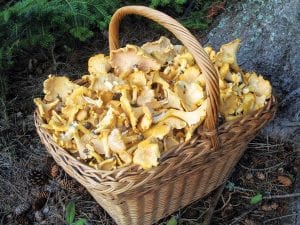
[{"left": 34, "top": 5, "right": 277, "bottom": 225}]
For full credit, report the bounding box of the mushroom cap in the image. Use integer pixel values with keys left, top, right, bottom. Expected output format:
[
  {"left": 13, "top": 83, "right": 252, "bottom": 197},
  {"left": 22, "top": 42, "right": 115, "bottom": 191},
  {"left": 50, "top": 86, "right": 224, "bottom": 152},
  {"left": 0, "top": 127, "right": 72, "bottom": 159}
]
[
  {"left": 88, "top": 54, "right": 111, "bottom": 75},
  {"left": 108, "top": 128, "right": 126, "bottom": 152},
  {"left": 34, "top": 97, "right": 59, "bottom": 120},
  {"left": 133, "top": 138, "right": 160, "bottom": 169},
  {"left": 111, "top": 45, "right": 161, "bottom": 76},
  {"left": 44, "top": 76, "right": 79, "bottom": 102},
  {"left": 159, "top": 100, "right": 207, "bottom": 126},
  {"left": 215, "top": 39, "right": 241, "bottom": 72},
  {"left": 141, "top": 36, "right": 176, "bottom": 65},
  {"left": 174, "top": 81, "right": 205, "bottom": 111},
  {"left": 88, "top": 73, "right": 125, "bottom": 91},
  {"left": 248, "top": 73, "right": 272, "bottom": 98}
]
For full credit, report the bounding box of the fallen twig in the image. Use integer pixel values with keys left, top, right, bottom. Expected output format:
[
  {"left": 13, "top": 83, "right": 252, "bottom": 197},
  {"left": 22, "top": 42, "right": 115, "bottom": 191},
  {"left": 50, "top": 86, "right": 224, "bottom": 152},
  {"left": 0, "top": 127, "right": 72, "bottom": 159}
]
[
  {"left": 239, "top": 162, "right": 284, "bottom": 171},
  {"left": 202, "top": 182, "right": 226, "bottom": 225},
  {"left": 263, "top": 213, "right": 299, "bottom": 224},
  {"left": 263, "top": 192, "right": 300, "bottom": 200},
  {"left": 214, "top": 192, "right": 233, "bottom": 213},
  {"left": 229, "top": 205, "right": 258, "bottom": 225}
]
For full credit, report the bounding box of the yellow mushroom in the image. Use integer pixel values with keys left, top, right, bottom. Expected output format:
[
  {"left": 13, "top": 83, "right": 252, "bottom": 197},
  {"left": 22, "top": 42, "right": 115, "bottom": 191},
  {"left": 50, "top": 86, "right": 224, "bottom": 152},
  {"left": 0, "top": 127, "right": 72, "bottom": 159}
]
[
  {"left": 61, "top": 105, "right": 81, "bottom": 123},
  {"left": 143, "top": 123, "right": 170, "bottom": 140},
  {"left": 120, "top": 89, "right": 144, "bottom": 131},
  {"left": 88, "top": 73, "right": 125, "bottom": 92},
  {"left": 133, "top": 138, "right": 160, "bottom": 169},
  {"left": 65, "top": 86, "right": 92, "bottom": 106},
  {"left": 97, "top": 129, "right": 111, "bottom": 158},
  {"left": 141, "top": 36, "right": 176, "bottom": 65},
  {"left": 174, "top": 52, "right": 195, "bottom": 67},
  {"left": 83, "top": 96, "right": 103, "bottom": 108},
  {"left": 152, "top": 71, "right": 170, "bottom": 89},
  {"left": 116, "top": 150, "right": 132, "bottom": 166},
  {"left": 108, "top": 128, "right": 126, "bottom": 153},
  {"left": 98, "top": 158, "right": 117, "bottom": 171},
  {"left": 219, "top": 63, "right": 230, "bottom": 79},
  {"left": 178, "top": 66, "right": 201, "bottom": 84},
  {"left": 127, "top": 70, "right": 147, "bottom": 87},
  {"left": 34, "top": 97, "right": 59, "bottom": 120},
  {"left": 43, "top": 76, "right": 79, "bottom": 102},
  {"left": 174, "top": 81, "right": 205, "bottom": 111},
  {"left": 88, "top": 54, "right": 111, "bottom": 75},
  {"left": 254, "top": 95, "right": 267, "bottom": 109},
  {"left": 138, "top": 106, "right": 153, "bottom": 132},
  {"left": 248, "top": 73, "right": 272, "bottom": 98},
  {"left": 137, "top": 87, "right": 155, "bottom": 106},
  {"left": 164, "top": 88, "right": 183, "bottom": 110},
  {"left": 111, "top": 44, "right": 161, "bottom": 76},
  {"left": 94, "top": 107, "right": 116, "bottom": 134},
  {"left": 241, "top": 93, "right": 256, "bottom": 114},
  {"left": 220, "top": 94, "right": 241, "bottom": 120},
  {"left": 158, "top": 100, "right": 207, "bottom": 126},
  {"left": 160, "top": 117, "right": 187, "bottom": 129},
  {"left": 214, "top": 39, "right": 241, "bottom": 72},
  {"left": 225, "top": 72, "right": 243, "bottom": 85}
]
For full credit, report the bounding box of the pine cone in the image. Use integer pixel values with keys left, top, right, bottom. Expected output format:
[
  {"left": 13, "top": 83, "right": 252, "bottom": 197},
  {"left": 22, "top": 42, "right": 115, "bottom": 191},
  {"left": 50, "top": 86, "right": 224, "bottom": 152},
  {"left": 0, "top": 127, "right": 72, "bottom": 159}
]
[
  {"left": 32, "top": 192, "right": 48, "bottom": 211},
  {"left": 57, "top": 178, "right": 76, "bottom": 190},
  {"left": 15, "top": 202, "right": 31, "bottom": 216},
  {"left": 50, "top": 164, "right": 60, "bottom": 178},
  {"left": 36, "top": 191, "right": 49, "bottom": 199},
  {"left": 15, "top": 215, "right": 31, "bottom": 225},
  {"left": 28, "top": 170, "right": 48, "bottom": 186}
]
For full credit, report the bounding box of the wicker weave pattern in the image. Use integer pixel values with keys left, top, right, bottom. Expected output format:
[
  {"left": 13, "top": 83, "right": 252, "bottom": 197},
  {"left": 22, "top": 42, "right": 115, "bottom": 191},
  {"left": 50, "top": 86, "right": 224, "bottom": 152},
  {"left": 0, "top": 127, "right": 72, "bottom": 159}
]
[
  {"left": 34, "top": 6, "right": 278, "bottom": 225},
  {"left": 35, "top": 96, "right": 276, "bottom": 224}
]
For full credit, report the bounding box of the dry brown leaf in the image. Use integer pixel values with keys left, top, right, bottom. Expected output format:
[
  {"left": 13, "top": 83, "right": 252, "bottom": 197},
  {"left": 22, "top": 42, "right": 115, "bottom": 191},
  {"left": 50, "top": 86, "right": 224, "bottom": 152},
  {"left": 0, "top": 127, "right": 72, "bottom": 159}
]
[
  {"left": 244, "top": 219, "right": 258, "bottom": 225},
  {"left": 261, "top": 202, "right": 279, "bottom": 211},
  {"left": 245, "top": 173, "right": 253, "bottom": 180},
  {"left": 256, "top": 172, "right": 266, "bottom": 180},
  {"left": 277, "top": 175, "right": 292, "bottom": 186}
]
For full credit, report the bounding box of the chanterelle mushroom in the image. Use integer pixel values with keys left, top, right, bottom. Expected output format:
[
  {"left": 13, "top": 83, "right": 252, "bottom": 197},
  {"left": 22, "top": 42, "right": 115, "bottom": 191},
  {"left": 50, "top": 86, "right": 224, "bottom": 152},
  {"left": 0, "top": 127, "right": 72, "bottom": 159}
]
[
  {"left": 159, "top": 100, "right": 207, "bottom": 126},
  {"left": 248, "top": 73, "right": 272, "bottom": 98},
  {"left": 174, "top": 81, "right": 205, "bottom": 111},
  {"left": 88, "top": 54, "right": 111, "bottom": 75},
  {"left": 214, "top": 39, "right": 241, "bottom": 72},
  {"left": 108, "top": 128, "right": 126, "bottom": 152},
  {"left": 44, "top": 76, "right": 79, "bottom": 102},
  {"left": 133, "top": 138, "right": 160, "bottom": 169},
  {"left": 111, "top": 44, "right": 161, "bottom": 76},
  {"left": 87, "top": 73, "right": 124, "bottom": 92},
  {"left": 141, "top": 36, "right": 176, "bottom": 65},
  {"left": 34, "top": 98, "right": 59, "bottom": 120}
]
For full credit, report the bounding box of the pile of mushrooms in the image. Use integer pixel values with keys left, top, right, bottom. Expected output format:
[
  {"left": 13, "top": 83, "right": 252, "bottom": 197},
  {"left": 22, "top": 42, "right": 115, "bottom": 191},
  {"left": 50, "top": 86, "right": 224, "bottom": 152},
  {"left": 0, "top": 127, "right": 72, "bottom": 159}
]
[{"left": 34, "top": 37, "right": 272, "bottom": 170}]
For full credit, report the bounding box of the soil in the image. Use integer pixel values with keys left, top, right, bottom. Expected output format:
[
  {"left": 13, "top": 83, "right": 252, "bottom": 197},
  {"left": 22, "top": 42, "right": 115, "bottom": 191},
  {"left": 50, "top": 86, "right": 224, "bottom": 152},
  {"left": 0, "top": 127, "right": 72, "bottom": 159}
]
[{"left": 0, "top": 18, "right": 299, "bottom": 225}]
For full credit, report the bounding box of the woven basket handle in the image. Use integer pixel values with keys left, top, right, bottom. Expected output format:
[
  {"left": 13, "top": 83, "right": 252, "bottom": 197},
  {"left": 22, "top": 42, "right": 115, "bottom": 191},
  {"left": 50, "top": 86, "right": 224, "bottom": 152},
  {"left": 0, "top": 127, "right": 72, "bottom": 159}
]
[{"left": 109, "top": 6, "right": 220, "bottom": 147}]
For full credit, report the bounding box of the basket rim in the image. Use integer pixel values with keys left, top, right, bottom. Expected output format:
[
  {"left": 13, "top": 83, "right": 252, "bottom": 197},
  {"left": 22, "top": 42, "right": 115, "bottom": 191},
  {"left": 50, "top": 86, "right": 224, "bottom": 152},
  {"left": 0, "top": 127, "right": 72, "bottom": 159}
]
[{"left": 34, "top": 95, "right": 277, "bottom": 177}]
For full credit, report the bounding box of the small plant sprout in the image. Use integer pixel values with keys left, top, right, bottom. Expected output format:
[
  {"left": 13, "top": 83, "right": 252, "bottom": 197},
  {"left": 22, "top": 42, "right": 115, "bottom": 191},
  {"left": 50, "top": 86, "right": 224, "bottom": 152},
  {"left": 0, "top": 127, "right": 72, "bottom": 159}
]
[{"left": 65, "top": 201, "right": 87, "bottom": 225}]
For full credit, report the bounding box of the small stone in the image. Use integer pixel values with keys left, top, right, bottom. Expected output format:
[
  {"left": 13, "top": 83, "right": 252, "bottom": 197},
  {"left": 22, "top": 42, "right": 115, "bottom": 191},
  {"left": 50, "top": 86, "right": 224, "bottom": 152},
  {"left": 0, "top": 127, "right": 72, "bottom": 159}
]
[
  {"left": 34, "top": 211, "right": 44, "bottom": 222},
  {"left": 16, "top": 112, "right": 23, "bottom": 118},
  {"left": 15, "top": 202, "right": 31, "bottom": 216},
  {"left": 42, "top": 207, "right": 49, "bottom": 215}
]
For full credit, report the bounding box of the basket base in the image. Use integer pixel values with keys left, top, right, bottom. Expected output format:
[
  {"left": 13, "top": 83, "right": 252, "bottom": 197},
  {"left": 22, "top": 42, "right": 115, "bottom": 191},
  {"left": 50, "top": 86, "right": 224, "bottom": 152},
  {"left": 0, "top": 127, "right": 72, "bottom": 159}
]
[{"left": 86, "top": 145, "right": 246, "bottom": 225}]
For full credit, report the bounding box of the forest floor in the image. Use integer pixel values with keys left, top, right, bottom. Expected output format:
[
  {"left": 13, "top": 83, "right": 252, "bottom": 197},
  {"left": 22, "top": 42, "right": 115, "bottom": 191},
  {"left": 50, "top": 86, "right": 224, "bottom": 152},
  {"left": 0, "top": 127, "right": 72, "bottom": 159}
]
[{"left": 0, "top": 17, "right": 299, "bottom": 225}]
